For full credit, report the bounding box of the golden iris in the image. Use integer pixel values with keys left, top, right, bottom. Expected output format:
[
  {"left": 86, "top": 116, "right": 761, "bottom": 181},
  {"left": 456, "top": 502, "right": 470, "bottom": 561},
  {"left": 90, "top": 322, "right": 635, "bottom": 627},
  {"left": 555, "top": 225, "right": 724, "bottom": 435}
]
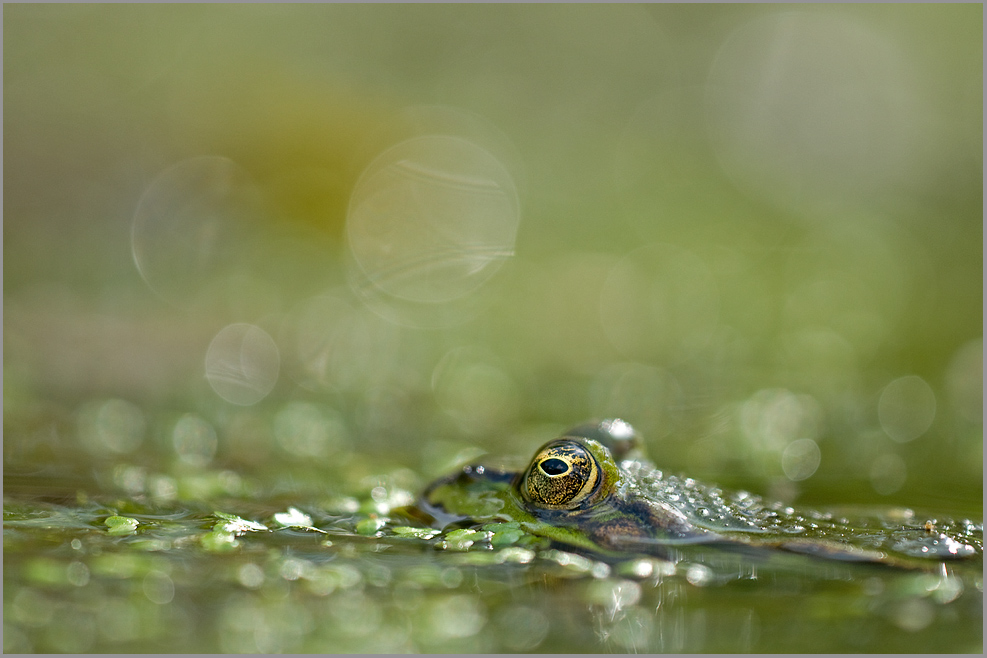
[{"left": 521, "top": 439, "right": 601, "bottom": 510}]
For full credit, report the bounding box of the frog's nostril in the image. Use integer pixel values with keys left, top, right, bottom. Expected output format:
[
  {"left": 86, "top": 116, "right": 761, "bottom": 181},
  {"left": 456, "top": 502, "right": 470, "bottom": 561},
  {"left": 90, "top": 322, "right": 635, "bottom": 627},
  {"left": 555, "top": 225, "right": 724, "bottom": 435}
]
[{"left": 540, "top": 458, "right": 569, "bottom": 476}]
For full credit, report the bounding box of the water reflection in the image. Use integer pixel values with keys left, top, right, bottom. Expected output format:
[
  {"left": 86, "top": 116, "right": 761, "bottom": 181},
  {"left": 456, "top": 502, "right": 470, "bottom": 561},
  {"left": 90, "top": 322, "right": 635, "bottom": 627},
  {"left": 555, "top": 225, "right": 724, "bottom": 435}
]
[
  {"left": 4, "top": 503, "right": 982, "bottom": 653},
  {"left": 426, "top": 594, "right": 487, "bottom": 639},
  {"left": 494, "top": 605, "right": 550, "bottom": 651},
  {"left": 142, "top": 570, "right": 175, "bottom": 605}
]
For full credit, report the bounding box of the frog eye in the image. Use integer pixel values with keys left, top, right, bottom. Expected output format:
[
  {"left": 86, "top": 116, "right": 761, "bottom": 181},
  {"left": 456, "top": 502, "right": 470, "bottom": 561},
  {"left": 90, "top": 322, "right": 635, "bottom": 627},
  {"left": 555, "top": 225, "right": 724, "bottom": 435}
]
[{"left": 521, "top": 440, "right": 601, "bottom": 510}]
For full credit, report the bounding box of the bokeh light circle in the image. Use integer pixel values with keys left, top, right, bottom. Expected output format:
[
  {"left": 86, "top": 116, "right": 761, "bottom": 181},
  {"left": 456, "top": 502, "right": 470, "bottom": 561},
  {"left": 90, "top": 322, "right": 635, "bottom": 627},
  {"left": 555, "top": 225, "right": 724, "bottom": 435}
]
[
  {"left": 878, "top": 375, "right": 936, "bottom": 443},
  {"left": 346, "top": 135, "right": 520, "bottom": 304},
  {"left": 273, "top": 402, "right": 348, "bottom": 459},
  {"left": 781, "top": 438, "right": 821, "bottom": 482},
  {"left": 77, "top": 398, "right": 146, "bottom": 455},
  {"left": 131, "top": 156, "right": 262, "bottom": 306},
  {"left": 870, "top": 453, "right": 908, "bottom": 495},
  {"left": 705, "top": 11, "right": 924, "bottom": 213},
  {"left": 205, "top": 323, "right": 280, "bottom": 406},
  {"left": 172, "top": 413, "right": 218, "bottom": 467}
]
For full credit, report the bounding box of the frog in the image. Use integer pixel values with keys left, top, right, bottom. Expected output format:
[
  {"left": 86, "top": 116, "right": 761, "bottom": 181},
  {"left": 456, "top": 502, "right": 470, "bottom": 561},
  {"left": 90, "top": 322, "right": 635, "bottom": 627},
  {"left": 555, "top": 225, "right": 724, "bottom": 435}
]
[{"left": 418, "top": 419, "right": 983, "bottom": 568}]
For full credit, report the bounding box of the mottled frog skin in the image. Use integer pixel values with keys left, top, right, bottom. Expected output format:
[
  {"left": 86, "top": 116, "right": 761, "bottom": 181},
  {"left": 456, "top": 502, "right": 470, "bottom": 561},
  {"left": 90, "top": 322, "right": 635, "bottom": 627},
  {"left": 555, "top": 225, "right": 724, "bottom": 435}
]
[{"left": 420, "top": 420, "right": 983, "bottom": 567}]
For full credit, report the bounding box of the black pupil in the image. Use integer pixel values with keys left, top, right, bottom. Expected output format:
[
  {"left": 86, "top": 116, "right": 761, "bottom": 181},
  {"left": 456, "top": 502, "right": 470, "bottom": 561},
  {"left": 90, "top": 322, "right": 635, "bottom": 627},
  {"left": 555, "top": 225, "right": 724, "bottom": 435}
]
[{"left": 540, "top": 458, "right": 569, "bottom": 476}]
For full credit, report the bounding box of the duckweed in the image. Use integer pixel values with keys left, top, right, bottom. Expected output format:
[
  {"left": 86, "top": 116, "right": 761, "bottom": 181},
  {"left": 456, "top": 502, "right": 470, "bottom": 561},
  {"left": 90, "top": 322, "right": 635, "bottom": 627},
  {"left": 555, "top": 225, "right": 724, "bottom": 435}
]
[
  {"left": 104, "top": 515, "right": 139, "bottom": 536},
  {"left": 441, "top": 528, "right": 493, "bottom": 552},
  {"left": 391, "top": 526, "right": 441, "bottom": 540},
  {"left": 200, "top": 528, "right": 240, "bottom": 552},
  {"left": 355, "top": 517, "right": 388, "bottom": 536},
  {"left": 482, "top": 522, "right": 526, "bottom": 547}
]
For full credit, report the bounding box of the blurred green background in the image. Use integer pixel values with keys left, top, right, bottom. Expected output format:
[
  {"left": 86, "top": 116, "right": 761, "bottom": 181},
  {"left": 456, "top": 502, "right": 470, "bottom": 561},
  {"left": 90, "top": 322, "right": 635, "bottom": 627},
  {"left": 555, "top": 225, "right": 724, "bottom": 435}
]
[{"left": 4, "top": 4, "right": 982, "bottom": 514}]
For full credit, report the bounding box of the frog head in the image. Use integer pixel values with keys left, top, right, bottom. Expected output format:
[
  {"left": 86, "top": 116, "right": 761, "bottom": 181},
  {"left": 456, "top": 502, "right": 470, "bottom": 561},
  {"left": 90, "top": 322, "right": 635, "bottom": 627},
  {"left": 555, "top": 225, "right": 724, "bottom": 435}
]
[
  {"left": 420, "top": 419, "right": 704, "bottom": 555},
  {"left": 419, "top": 420, "right": 984, "bottom": 567}
]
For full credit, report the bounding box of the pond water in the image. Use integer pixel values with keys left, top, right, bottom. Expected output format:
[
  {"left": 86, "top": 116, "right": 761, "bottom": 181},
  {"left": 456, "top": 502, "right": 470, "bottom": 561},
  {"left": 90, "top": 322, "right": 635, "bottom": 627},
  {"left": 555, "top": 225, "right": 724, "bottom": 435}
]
[{"left": 4, "top": 456, "right": 982, "bottom": 653}]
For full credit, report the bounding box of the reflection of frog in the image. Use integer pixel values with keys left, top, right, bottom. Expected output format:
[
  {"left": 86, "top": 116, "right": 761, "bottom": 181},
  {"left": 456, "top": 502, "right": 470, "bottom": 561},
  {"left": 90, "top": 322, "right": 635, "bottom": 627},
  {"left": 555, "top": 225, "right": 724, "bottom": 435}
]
[{"left": 420, "top": 420, "right": 983, "bottom": 567}]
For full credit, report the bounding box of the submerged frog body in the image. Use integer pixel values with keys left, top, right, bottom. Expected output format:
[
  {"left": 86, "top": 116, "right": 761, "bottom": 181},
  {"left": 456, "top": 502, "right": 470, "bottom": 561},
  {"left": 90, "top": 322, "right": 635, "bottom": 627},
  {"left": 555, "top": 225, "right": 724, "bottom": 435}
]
[{"left": 420, "top": 420, "right": 983, "bottom": 567}]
